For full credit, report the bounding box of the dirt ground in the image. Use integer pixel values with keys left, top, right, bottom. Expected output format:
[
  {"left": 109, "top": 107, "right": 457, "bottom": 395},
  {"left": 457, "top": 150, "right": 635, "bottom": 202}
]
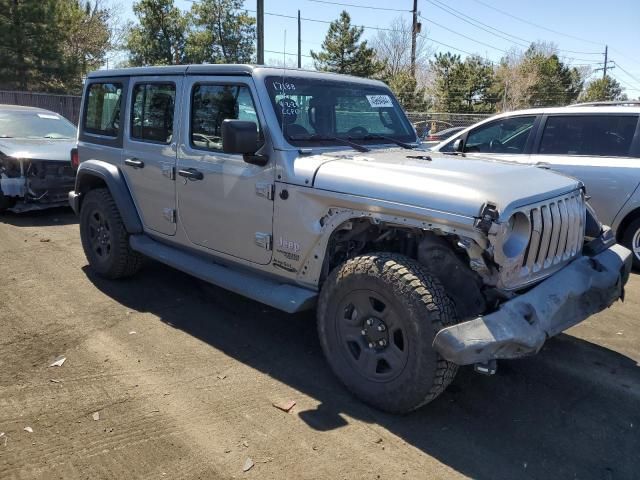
[{"left": 1, "top": 207, "right": 639, "bottom": 480}]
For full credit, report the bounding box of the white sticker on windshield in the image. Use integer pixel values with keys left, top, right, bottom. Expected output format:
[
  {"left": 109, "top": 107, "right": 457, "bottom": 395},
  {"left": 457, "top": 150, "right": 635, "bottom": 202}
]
[
  {"left": 37, "top": 113, "right": 61, "bottom": 120},
  {"left": 366, "top": 95, "right": 393, "bottom": 108}
]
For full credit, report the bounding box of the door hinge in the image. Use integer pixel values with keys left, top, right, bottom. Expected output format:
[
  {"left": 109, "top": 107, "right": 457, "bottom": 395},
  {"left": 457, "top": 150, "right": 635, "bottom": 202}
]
[
  {"left": 163, "top": 208, "right": 176, "bottom": 224},
  {"left": 255, "top": 182, "right": 274, "bottom": 200},
  {"left": 162, "top": 164, "right": 175, "bottom": 180},
  {"left": 255, "top": 232, "right": 272, "bottom": 250}
]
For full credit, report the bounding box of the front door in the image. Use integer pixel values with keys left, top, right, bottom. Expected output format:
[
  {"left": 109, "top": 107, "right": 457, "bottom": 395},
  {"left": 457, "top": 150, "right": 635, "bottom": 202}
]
[
  {"left": 176, "top": 76, "right": 274, "bottom": 265},
  {"left": 122, "top": 76, "right": 183, "bottom": 235}
]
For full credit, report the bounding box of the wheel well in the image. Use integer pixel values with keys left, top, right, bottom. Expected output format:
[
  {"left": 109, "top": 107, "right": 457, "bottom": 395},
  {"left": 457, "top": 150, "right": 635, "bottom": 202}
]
[
  {"left": 616, "top": 207, "right": 640, "bottom": 242},
  {"left": 77, "top": 175, "right": 107, "bottom": 211},
  {"left": 320, "top": 218, "right": 488, "bottom": 320}
]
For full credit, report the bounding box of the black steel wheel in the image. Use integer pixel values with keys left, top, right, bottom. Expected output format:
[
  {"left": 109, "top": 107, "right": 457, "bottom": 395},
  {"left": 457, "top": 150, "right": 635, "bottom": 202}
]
[
  {"left": 317, "top": 253, "right": 458, "bottom": 413},
  {"left": 79, "top": 188, "right": 142, "bottom": 279}
]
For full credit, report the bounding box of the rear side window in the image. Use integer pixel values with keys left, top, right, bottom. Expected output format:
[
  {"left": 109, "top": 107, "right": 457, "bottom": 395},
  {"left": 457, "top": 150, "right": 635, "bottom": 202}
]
[
  {"left": 539, "top": 115, "right": 638, "bottom": 156},
  {"left": 131, "top": 83, "right": 176, "bottom": 144},
  {"left": 84, "top": 82, "right": 123, "bottom": 136},
  {"left": 190, "top": 84, "right": 261, "bottom": 152}
]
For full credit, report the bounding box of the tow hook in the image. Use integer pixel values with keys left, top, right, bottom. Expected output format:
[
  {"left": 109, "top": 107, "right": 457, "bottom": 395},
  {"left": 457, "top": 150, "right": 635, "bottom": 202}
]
[{"left": 474, "top": 359, "right": 497, "bottom": 375}]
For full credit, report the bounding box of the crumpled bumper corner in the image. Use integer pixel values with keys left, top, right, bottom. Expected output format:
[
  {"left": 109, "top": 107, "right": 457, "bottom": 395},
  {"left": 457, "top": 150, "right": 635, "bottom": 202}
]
[{"left": 433, "top": 243, "right": 632, "bottom": 365}]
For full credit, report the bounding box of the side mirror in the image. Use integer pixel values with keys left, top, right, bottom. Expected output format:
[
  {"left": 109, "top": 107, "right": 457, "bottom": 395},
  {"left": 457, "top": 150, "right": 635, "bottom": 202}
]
[
  {"left": 222, "top": 119, "right": 259, "bottom": 154},
  {"left": 452, "top": 137, "right": 465, "bottom": 152},
  {"left": 222, "top": 119, "right": 268, "bottom": 166}
]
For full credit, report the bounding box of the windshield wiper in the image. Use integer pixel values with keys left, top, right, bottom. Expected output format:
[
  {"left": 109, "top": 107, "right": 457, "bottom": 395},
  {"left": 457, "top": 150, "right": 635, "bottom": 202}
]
[
  {"left": 351, "top": 134, "right": 415, "bottom": 150},
  {"left": 288, "top": 134, "right": 370, "bottom": 153}
]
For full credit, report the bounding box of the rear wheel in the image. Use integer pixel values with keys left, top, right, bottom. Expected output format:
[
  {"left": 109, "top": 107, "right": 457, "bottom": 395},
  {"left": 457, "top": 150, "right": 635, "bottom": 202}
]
[
  {"left": 79, "top": 188, "right": 142, "bottom": 279},
  {"left": 0, "top": 192, "right": 15, "bottom": 212},
  {"left": 622, "top": 217, "right": 640, "bottom": 270},
  {"left": 317, "top": 253, "right": 458, "bottom": 413}
]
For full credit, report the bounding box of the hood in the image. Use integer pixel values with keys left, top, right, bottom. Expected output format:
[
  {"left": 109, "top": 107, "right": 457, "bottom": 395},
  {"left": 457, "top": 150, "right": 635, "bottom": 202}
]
[
  {"left": 311, "top": 149, "right": 581, "bottom": 219},
  {"left": 0, "top": 138, "right": 75, "bottom": 162}
]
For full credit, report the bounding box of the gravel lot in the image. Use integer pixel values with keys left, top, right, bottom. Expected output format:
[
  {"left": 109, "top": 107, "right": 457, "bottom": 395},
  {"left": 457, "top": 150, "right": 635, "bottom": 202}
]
[{"left": 1, "top": 207, "right": 639, "bottom": 480}]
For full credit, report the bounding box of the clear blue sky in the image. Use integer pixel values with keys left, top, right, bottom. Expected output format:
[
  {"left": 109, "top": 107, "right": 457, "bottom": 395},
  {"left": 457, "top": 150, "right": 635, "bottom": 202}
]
[{"left": 115, "top": 0, "right": 640, "bottom": 94}]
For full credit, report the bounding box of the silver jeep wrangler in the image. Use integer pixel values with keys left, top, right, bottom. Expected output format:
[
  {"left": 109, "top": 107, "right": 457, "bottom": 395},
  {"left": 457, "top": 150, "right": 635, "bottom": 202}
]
[{"left": 69, "top": 65, "right": 631, "bottom": 413}]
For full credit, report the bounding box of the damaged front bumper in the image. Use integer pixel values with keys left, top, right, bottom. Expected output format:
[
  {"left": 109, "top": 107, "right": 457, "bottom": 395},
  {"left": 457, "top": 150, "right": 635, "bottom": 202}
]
[
  {"left": 433, "top": 243, "right": 632, "bottom": 365},
  {"left": 1, "top": 158, "right": 75, "bottom": 211}
]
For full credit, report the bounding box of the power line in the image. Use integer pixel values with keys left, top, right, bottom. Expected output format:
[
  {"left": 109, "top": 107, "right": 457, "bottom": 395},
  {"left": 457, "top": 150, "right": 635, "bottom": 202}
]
[
  {"left": 614, "top": 62, "right": 640, "bottom": 85},
  {"left": 467, "top": 0, "right": 603, "bottom": 46},
  {"left": 307, "top": 0, "right": 411, "bottom": 12},
  {"left": 265, "top": 49, "right": 313, "bottom": 59},
  {"left": 425, "top": 0, "right": 601, "bottom": 59},
  {"left": 420, "top": 15, "right": 513, "bottom": 54}
]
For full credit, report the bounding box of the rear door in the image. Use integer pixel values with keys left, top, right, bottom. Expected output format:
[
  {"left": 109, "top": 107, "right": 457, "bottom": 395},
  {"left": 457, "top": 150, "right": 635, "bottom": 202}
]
[
  {"left": 121, "top": 76, "right": 183, "bottom": 236},
  {"left": 531, "top": 113, "right": 640, "bottom": 226}
]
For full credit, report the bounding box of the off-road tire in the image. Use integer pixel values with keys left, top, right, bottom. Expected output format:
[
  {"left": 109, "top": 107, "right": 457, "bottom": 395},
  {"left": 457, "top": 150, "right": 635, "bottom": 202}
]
[
  {"left": 0, "top": 192, "right": 15, "bottom": 212},
  {"left": 80, "top": 188, "right": 142, "bottom": 279},
  {"left": 317, "top": 252, "right": 458, "bottom": 413},
  {"left": 622, "top": 217, "right": 640, "bottom": 270}
]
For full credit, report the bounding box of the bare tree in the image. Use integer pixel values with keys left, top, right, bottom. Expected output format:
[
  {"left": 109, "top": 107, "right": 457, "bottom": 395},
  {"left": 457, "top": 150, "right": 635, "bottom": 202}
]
[{"left": 371, "top": 17, "right": 432, "bottom": 80}]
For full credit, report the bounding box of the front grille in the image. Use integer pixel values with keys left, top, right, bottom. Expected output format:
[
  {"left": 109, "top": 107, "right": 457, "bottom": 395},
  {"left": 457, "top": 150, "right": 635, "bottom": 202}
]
[
  {"left": 522, "top": 191, "right": 585, "bottom": 274},
  {"left": 499, "top": 190, "right": 586, "bottom": 290}
]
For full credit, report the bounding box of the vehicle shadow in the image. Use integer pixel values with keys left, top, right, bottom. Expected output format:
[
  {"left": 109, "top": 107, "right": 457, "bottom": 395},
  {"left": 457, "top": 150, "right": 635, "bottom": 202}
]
[
  {"left": 83, "top": 262, "right": 640, "bottom": 480},
  {"left": 0, "top": 206, "right": 77, "bottom": 226}
]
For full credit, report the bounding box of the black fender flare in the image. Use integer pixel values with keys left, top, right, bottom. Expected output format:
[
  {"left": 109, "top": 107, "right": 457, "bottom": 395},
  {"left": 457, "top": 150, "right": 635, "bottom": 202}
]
[{"left": 71, "top": 160, "right": 143, "bottom": 234}]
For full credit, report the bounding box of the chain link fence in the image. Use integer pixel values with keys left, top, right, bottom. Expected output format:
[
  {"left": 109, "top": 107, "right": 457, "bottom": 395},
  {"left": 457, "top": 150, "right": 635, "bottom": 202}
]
[
  {"left": 406, "top": 112, "right": 492, "bottom": 138},
  {"left": 0, "top": 90, "right": 82, "bottom": 124}
]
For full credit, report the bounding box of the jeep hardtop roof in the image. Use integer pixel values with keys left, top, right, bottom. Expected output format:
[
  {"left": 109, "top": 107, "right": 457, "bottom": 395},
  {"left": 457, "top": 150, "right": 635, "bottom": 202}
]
[{"left": 86, "top": 64, "right": 388, "bottom": 88}]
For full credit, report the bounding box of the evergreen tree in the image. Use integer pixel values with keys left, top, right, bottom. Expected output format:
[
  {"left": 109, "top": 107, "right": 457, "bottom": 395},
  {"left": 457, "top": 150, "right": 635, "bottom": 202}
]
[
  {"left": 186, "top": 0, "right": 255, "bottom": 64},
  {"left": 126, "top": 0, "right": 187, "bottom": 66},
  {"left": 580, "top": 76, "right": 626, "bottom": 102},
  {"left": 311, "top": 11, "right": 383, "bottom": 77},
  {"left": 386, "top": 71, "right": 428, "bottom": 112}
]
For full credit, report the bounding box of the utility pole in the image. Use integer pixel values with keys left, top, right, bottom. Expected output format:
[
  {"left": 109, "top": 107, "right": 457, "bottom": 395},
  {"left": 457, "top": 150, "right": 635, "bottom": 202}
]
[
  {"left": 411, "top": 0, "right": 418, "bottom": 77},
  {"left": 603, "top": 45, "right": 608, "bottom": 79},
  {"left": 298, "top": 10, "right": 302, "bottom": 69},
  {"left": 257, "top": 0, "right": 264, "bottom": 65}
]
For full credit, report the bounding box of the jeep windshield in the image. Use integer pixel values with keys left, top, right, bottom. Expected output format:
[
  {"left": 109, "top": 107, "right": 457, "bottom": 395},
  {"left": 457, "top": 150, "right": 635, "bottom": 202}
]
[{"left": 264, "top": 75, "right": 417, "bottom": 148}]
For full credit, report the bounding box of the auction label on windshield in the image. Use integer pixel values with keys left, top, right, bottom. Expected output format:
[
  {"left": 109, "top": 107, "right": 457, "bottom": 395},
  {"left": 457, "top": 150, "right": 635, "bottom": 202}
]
[{"left": 366, "top": 95, "right": 393, "bottom": 108}]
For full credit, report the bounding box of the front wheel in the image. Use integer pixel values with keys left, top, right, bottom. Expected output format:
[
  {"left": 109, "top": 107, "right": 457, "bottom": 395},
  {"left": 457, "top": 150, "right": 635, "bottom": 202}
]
[
  {"left": 622, "top": 217, "right": 640, "bottom": 270},
  {"left": 317, "top": 253, "right": 458, "bottom": 413}
]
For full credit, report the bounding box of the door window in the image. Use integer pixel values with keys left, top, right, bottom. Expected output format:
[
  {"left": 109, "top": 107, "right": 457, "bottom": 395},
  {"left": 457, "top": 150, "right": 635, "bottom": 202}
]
[
  {"left": 190, "top": 84, "right": 261, "bottom": 152},
  {"left": 131, "top": 83, "right": 176, "bottom": 144},
  {"left": 464, "top": 116, "right": 535, "bottom": 154},
  {"left": 539, "top": 115, "right": 638, "bottom": 157},
  {"left": 84, "top": 82, "right": 123, "bottom": 136}
]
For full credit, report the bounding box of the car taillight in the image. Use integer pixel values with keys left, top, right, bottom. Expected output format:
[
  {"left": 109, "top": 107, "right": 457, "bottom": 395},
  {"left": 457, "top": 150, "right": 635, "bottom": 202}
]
[
  {"left": 426, "top": 135, "right": 437, "bottom": 141},
  {"left": 71, "top": 147, "right": 79, "bottom": 169}
]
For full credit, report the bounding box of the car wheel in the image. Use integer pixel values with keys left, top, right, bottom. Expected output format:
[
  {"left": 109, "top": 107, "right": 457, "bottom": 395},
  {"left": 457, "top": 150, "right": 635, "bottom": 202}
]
[
  {"left": 317, "top": 252, "right": 458, "bottom": 413},
  {"left": 79, "top": 188, "right": 142, "bottom": 279},
  {"left": 622, "top": 217, "right": 640, "bottom": 270},
  {"left": 0, "top": 192, "right": 15, "bottom": 212}
]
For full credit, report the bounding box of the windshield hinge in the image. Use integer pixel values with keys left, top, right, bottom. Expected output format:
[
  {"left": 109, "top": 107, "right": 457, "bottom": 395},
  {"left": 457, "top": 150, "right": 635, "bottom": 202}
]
[{"left": 255, "top": 182, "right": 274, "bottom": 201}]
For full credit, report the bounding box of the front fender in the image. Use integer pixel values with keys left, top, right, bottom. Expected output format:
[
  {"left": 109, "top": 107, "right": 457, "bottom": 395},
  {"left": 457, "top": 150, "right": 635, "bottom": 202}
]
[{"left": 71, "top": 160, "right": 142, "bottom": 234}]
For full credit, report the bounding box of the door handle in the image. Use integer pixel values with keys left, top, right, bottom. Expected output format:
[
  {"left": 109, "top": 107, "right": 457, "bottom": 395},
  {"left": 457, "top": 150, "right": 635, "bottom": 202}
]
[
  {"left": 535, "top": 161, "right": 551, "bottom": 169},
  {"left": 124, "top": 157, "right": 145, "bottom": 168},
  {"left": 178, "top": 168, "right": 204, "bottom": 181}
]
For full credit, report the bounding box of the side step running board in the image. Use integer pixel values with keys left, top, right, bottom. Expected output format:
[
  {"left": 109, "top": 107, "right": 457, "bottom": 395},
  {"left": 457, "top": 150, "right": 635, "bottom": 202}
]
[{"left": 130, "top": 235, "right": 317, "bottom": 313}]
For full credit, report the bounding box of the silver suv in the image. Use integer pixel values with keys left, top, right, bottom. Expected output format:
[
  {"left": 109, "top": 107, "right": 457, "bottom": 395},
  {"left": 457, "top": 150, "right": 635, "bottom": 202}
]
[
  {"left": 430, "top": 103, "right": 640, "bottom": 267},
  {"left": 69, "top": 65, "right": 631, "bottom": 413}
]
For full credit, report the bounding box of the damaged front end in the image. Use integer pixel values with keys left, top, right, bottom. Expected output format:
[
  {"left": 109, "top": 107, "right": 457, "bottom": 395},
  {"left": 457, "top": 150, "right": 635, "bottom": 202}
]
[
  {"left": 0, "top": 154, "right": 75, "bottom": 212},
  {"left": 432, "top": 191, "right": 632, "bottom": 367}
]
